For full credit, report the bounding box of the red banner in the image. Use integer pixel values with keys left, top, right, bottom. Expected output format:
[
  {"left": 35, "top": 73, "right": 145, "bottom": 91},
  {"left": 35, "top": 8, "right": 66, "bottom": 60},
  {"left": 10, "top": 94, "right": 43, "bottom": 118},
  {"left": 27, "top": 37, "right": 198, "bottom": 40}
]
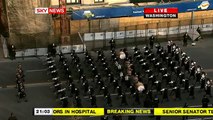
[
  {"left": 48, "top": 8, "right": 66, "bottom": 14},
  {"left": 144, "top": 8, "right": 178, "bottom": 14}
]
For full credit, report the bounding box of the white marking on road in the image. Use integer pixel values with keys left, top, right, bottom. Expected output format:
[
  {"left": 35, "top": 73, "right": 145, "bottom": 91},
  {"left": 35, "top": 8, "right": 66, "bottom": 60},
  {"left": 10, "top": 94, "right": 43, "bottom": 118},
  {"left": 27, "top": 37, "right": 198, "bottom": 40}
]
[
  {"left": 26, "top": 68, "right": 47, "bottom": 73},
  {"left": 5, "top": 82, "right": 51, "bottom": 88},
  {"left": 203, "top": 69, "right": 213, "bottom": 73}
]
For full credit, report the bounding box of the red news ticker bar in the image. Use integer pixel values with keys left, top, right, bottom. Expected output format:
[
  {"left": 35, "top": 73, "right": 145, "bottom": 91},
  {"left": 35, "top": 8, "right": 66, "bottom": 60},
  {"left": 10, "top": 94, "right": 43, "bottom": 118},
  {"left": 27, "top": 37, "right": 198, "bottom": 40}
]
[{"left": 144, "top": 8, "right": 178, "bottom": 14}]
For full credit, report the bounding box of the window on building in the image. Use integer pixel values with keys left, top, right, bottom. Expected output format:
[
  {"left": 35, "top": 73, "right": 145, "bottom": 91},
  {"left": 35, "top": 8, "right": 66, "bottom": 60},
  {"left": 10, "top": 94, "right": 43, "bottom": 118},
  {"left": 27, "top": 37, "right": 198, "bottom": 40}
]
[
  {"left": 66, "top": 0, "right": 81, "bottom": 4},
  {"left": 94, "top": 0, "right": 104, "bottom": 3}
]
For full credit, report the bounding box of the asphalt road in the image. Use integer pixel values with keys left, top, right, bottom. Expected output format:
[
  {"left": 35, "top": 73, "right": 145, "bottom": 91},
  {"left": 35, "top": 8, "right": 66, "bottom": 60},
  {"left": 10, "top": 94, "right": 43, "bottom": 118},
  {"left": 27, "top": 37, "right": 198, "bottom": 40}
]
[{"left": 0, "top": 36, "right": 213, "bottom": 120}]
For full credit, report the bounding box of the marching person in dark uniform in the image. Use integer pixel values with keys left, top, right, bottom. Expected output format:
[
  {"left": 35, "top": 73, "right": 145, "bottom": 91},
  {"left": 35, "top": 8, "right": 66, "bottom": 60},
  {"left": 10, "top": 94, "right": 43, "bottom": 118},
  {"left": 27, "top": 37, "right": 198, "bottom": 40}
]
[
  {"left": 90, "top": 95, "right": 97, "bottom": 107},
  {"left": 129, "top": 85, "right": 136, "bottom": 95},
  {"left": 154, "top": 80, "right": 162, "bottom": 93},
  {"left": 109, "top": 38, "right": 116, "bottom": 50},
  {"left": 88, "top": 86, "right": 95, "bottom": 96},
  {"left": 17, "top": 86, "right": 27, "bottom": 102},
  {"left": 146, "top": 90, "right": 153, "bottom": 100},
  {"left": 113, "top": 79, "right": 119, "bottom": 91},
  {"left": 178, "top": 72, "right": 185, "bottom": 85},
  {"left": 82, "top": 80, "right": 89, "bottom": 94},
  {"left": 184, "top": 57, "right": 190, "bottom": 73},
  {"left": 171, "top": 86, "right": 181, "bottom": 100},
  {"left": 183, "top": 32, "right": 188, "bottom": 46},
  {"left": 98, "top": 80, "right": 105, "bottom": 92},
  {"left": 48, "top": 43, "right": 56, "bottom": 57},
  {"left": 144, "top": 96, "right": 152, "bottom": 108},
  {"left": 153, "top": 95, "right": 160, "bottom": 108},
  {"left": 102, "top": 86, "right": 109, "bottom": 97},
  {"left": 162, "top": 72, "right": 171, "bottom": 86},
  {"left": 195, "top": 66, "right": 202, "bottom": 83},
  {"left": 69, "top": 83, "right": 76, "bottom": 97},
  {"left": 202, "top": 95, "right": 209, "bottom": 108},
  {"left": 74, "top": 88, "right": 80, "bottom": 97},
  {"left": 167, "top": 40, "right": 172, "bottom": 54},
  {"left": 133, "top": 91, "right": 140, "bottom": 105},
  {"left": 149, "top": 35, "right": 155, "bottom": 49},
  {"left": 60, "top": 96, "right": 68, "bottom": 108},
  {"left": 75, "top": 95, "right": 82, "bottom": 107},
  {"left": 161, "top": 88, "right": 169, "bottom": 103},
  {"left": 189, "top": 85, "right": 195, "bottom": 99},
  {"left": 120, "top": 93, "right": 128, "bottom": 106},
  {"left": 183, "top": 79, "right": 189, "bottom": 92},
  {"left": 205, "top": 79, "right": 212, "bottom": 97},
  {"left": 117, "top": 85, "right": 123, "bottom": 97},
  {"left": 200, "top": 74, "right": 206, "bottom": 90},
  {"left": 105, "top": 94, "right": 112, "bottom": 107}
]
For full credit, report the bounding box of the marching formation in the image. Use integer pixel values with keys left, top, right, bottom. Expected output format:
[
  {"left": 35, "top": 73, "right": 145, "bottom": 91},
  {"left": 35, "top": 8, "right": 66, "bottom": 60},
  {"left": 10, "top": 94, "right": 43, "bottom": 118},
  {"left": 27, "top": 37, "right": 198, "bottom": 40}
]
[
  {"left": 15, "top": 63, "right": 27, "bottom": 102},
  {"left": 43, "top": 37, "right": 212, "bottom": 120}
]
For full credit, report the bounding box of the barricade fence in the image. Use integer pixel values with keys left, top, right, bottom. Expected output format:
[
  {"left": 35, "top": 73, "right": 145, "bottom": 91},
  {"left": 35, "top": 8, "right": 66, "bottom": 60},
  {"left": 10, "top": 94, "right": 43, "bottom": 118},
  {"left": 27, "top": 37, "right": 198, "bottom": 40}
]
[{"left": 82, "top": 17, "right": 213, "bottom": 50}]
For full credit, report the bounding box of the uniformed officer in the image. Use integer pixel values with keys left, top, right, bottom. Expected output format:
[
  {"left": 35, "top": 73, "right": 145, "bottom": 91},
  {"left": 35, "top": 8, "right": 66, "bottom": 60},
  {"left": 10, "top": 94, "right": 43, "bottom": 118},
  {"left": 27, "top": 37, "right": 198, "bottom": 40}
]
[
  {"left": 146, "top": 90, "right": 153, "bottom": 100},
  {"left": 200, "top": 74, "right": 206, "bottom": 90},
  {"left": 189, "top": 85, "right": 195, "bottom": 99},
  {"left": 120, "top": 93, "right": 128, "bottom": 106},
  {"left": 82, "top": 80, "right": 89, "bottom": 94},
  {"left": 60, "top": 96, "right": 68, "bottom": 108},
  {"left": 17, "top": 86, "right": 27, "bottom": 102},
  {"left": 183, "top": 79, "right": 189, "bottom": 92},
  {"left": 113, "top": 79, "right": 119, "bottom": 91},
  {"left": 90, "top": 95, "right": 97, "bottom": 107},
  {"left": 205, "top": 80, "right": 212, "bottom": 97},
  {"left": 69, "top": 83, "right": 76, "bottom": 97},
  {"left": 88, "top": 86, "right": 95, "bottom": 96},
  {"left": 154, "top": 80, "right": 162, "bottom": 92},
  {"left": 195, "top": 66, "right": 202, "bottom": 83},
  {"left": 149, "top": 35, "right": 155, "bottom": 49},
  {"left": 183, "top": 32, "right": 188, "bottom": 46},
  {"left": 167, "top": 40, "right": 172, "bottom": 53},
  {"left": 75, "top": 95, "right": 82, "bottom": 107},
  {"left": 171, "top": 86, "right": 181, "bottom": 100},
  {"left": 74, "top": 88, "right": 80, "bottom": 97},
  {"left": 202, "top": 95, "right": 209, "bottom": 108},
  {"left": 117, "top": 85, "right": 123, "bottom": 97},
  {"left": 129, "top": 85, "right": 136, "bottom": 95},
  {"left": 133, "top": 91, "right": 140, "bottom": 105},
  {"left": 102, "top": 86, "right": 109, "bottom": 97},
  {"left": 153, "top": 95, "right": 160, "bottom": 108},
  {"left": 105, "top": 94, "right": 112, "bottom": 107},
  {"left": 109, "top": 38, "right": 116, "bottom": 50},
  {"left": 161, "top": 88, "right": 169, "bottom": 103}
]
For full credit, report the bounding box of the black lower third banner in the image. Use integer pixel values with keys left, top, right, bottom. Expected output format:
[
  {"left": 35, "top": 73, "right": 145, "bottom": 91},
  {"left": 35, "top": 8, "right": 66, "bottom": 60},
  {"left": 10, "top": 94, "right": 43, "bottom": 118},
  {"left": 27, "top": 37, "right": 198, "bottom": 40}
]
[{"left": 144, "top": 14, "right": 178, "bottom": 18}]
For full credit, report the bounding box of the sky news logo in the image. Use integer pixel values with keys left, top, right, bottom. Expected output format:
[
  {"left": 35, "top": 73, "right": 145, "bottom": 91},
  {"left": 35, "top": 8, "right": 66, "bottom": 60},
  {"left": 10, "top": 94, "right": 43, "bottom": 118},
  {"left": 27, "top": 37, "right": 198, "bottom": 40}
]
[
  {"left": 35, "top": 7, "right": 66, "bottom": 14},
  {"left": 144, "top": 8, "right": 178, "bottom": 18}
]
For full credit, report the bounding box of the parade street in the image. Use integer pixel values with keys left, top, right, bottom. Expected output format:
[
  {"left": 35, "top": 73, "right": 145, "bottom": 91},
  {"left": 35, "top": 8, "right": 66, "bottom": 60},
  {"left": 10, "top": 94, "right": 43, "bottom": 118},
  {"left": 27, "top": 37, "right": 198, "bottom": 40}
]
[{"left": 0, "top": 36, "right": 213, "bottom": 120}]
